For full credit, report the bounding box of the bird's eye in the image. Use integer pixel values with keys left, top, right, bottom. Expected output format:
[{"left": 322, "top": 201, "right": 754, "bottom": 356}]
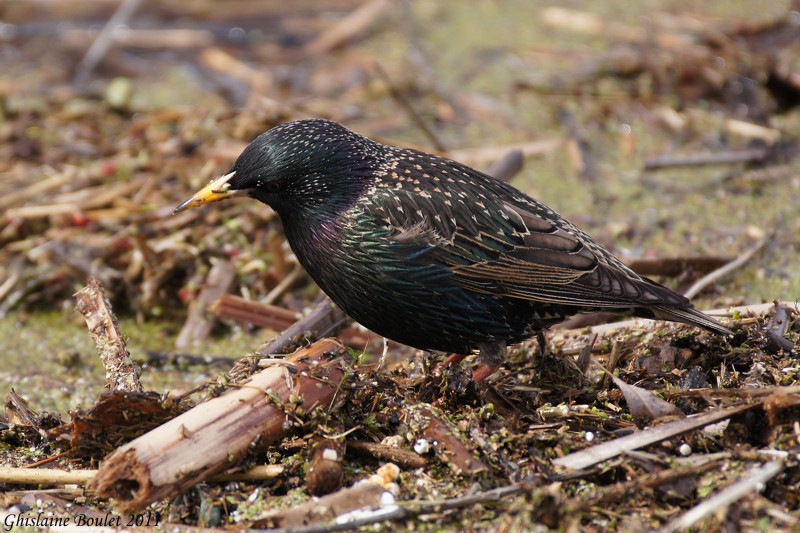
[{"left": 264, "top": 180, "right": 282, "bottom": 193}]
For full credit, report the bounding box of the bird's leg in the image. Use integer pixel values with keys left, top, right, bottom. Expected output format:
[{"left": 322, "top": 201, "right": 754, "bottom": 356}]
[
  {"left": 473, "top": 341, "right": 507, "bottom": 382},
  {"left": 537, "top": 331, "right": 547, "bottom": 357},
  {"left": 442, "top": 353, "right": 468, "bottom": 366}
]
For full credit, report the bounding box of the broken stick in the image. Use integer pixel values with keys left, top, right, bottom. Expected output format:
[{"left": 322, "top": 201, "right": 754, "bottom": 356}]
[
  {"left": 74, "top": 278, "right": 142, "bottom": 392},
  {"left": 93, "top": 338, "right": 351, "bottom": 512}
]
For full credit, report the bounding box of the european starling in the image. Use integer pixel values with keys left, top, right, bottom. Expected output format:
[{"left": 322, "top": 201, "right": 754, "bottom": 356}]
[{"left": 175, "top": 119, "right": 731, "bottom": 379}]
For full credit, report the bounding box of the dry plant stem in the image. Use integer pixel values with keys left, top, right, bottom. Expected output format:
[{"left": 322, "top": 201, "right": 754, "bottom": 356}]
[
  {"left": 0, "top": 168, "right": 80, "bottom": 211},
  {"left": 6, "top": 180, "right": 142, "bottom": 219},
  {"left": 5, "top": 390, "right": 40, "bottom": 427},
  {"left": 556, "top": 302, "right": 799, "bottom": 356},
  {"left": 258, "top": 298, "right": 350, "bottom": 355},
  {"left": 74, "top": 278, "right": 142, "bottom": 392},
  {"left": 625, "top": 256, "right": 731, "bottom": 277},
  {"left": 263, "top": 267, "right": 303, "bottom": 305},
  {"left": 446, "top": 139, "right": 561, "bottom": 169},
  {"left": 0, "top": 467, "right": 97, "bottom": 486},
  {"left": 484, "top": 149, "right": 524, "bottom": 183},
  {"left": 253, "top": 482, "right": 387, "bottom": 530},
  {"left": 175, "top": 257, "right": 236, "bottom": 350},
  {"left": 664, "top": 384, "right": 800, "bottom": 400},
  {"left": 258, "top": 481, "right": 532, "bottom": 533},
  {"left": 64, "top": 27, "right": 215, "bottom": 50},
  {"left": 374, "top": 62, "right": 448, "bottom": 152},
  {"left": 303, "top": 0, "right": 391, "bottom": 56},
  {"left": 73, "top": 0, "right": 143, "bottom": 86},
  {"left": 210, "top": 293, "right": 297, "bottom": 331},
  {"left": 268, "top": 229, "right": 290, "bottom": 279},
  {"left": 657, "top": 461, "right": 785, "bottom": 533},
  {"left": 683, "top": 237, "right": 768, "bottom": 299},
  {"left": 347, "top": 440, "right": 428, "bottom": 469},
  {"left": 644, "top": 148, "right": 769, "bottom": 170},
  {"left": 571, "top": 459, "right": 723, "bottom": 510},
  {"left": 559, "top": 107, "right": 598, "bottom": 182},
  {"left": 0, "top": 464, "right": 284, "bottom": 487},
  {"left": 419, "top": 406, "right": 487, "bottom": 475},
  {"left": 199, "top": 47, "right": 275, "bottom": 93},
  {"left": 553, "top": 403, "right": 757, "bottom": 470},
  {"left": 92, "top": 338, "right": 351, "bottom": 512},
  {"left": 307, "top": 430, "right": 346, "bottom": 496}
]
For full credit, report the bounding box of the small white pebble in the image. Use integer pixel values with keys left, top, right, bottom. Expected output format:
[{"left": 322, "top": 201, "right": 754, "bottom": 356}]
[
  {"left": 247, "top": 488, "right": 260, "bottom": 502},
  {"left": 380, "top": 491, "right": 396, "bottom": 506},
  {"left": 678, "top": 443, "right": 692, "bottom": 457},
  {"left": 584, "top": 431, "right": 595, "bottom": 442},
  {"left": 413, "top": 438, "right": 430, "bottom": 454}
]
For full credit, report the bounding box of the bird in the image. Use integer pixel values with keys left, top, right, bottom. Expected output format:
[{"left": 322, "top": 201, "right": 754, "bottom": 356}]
[{"left": 174, "top": 119, "right": 732, "bottom": 380}]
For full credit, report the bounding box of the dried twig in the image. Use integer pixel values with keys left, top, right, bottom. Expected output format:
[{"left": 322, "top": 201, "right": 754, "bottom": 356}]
[
  {"left": 553, "top": 403, "right": 757, "bottom": 471},
  {"left": 73, "top": 0, "right": 144, "bottom": 86},
  {"left": 764, "top": 301, "right": 796, "bottom": 353},
  {"left": 263, "top": 267, "right": 303, "bottom": 306},
  {"left": 254, "top": 481, "right": 388, "bottom": 530},
  {"left": 447, "top": 139, "right": 560, "bottom": 168},
  {"left": 683, "top": 237, "right": 767, "bottom": 299},
  {"left": 625, "top": 256, "right": 732, "bottom": 277},
  {"left": 303, "top": 0, "right": 391, "bottom": 56},
  {"left": 374, "top": 62, "right": 448, "bottom": 152},
  {"left": 484, "top": 149, "right": 524, "bottom": 183},
  {"left": 256, "top": 481, "right": 532, "bottom": 533},
  {"left": 656, "top": 461, "right": 785, "bottom": 533},
  {"left": 0, "top": 464, "right": 283, "bottom": 487},
  {"left": 644, "top": 149, "right": 769, "bottom": 170},
  {"left": 74, "top": 278, "right": 142, "bottom": 392},
  {"left": 258, "top": 298, "right": 350, "bottom": 355},
  {"left": 175, "top": 258, "right": 236, "bottom": 350},
  {"left": 199, "top": 47, "right": 275, "bottom": 94},
  {"left": 418, "top": 406, "right": 487, "bottom": 475},
  {"left": 570, "top": 458, "right": 722, "bottom": 510},
  {"left": 556, "top": 301, "right": 800, "bottom": 356},
  {"left": 347, "top": 440, "right": 428, "bottom": 469},
  {"left": 210, "top": 294, "right": 297, "bottom": 331},
  {"left": 559, "top": 107, "right": 598, "bottom": 182}
]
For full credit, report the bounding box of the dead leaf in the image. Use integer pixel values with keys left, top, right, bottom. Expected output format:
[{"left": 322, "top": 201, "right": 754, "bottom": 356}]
[{"left": 611, "top": 375, "right": 685, "bottom": 428}]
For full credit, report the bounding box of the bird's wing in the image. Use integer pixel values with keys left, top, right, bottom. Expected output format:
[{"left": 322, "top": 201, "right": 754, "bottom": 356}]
[{"left": 361, "top": 170, "right": 688, "bottom": 310}]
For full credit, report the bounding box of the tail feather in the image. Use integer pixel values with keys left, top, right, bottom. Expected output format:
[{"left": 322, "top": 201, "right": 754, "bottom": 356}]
[{"left": 651, "top": 305, "right": 733, "bottom": 336}]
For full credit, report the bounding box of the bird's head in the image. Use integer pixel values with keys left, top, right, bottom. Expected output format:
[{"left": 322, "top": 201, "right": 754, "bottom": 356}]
[{"left": 174, "top": 119, "right": 379, "bottom": 221}]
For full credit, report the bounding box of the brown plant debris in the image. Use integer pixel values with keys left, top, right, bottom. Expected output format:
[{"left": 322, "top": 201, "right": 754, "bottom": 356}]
[{"left": 74, "top": 278, "right": 142, "bottom": 392}]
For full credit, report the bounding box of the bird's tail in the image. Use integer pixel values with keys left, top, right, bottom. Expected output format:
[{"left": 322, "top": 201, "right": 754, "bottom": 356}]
[{"left": 651, "top": 305, "right": 733, "bottom": 336}]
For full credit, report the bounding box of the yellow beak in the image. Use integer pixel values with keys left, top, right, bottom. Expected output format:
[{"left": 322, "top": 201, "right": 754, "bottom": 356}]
[{"left": 173, "top": 171, "right": 245, "bottom": 214}]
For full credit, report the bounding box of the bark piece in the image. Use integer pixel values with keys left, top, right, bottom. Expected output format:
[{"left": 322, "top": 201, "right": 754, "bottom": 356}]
[{"left": 93, "top": 338, "right": 351, "bottom": 512}]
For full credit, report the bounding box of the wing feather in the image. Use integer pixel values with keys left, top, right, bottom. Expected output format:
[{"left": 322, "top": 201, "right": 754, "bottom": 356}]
[{"left": 359, "top": 152, "right": 690, "bottom": 311}]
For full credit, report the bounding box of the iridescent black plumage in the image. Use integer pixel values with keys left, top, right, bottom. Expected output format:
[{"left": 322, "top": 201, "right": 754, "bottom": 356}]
[{"left": 177, "top": 119, "right": 731, "bottom": 375}]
